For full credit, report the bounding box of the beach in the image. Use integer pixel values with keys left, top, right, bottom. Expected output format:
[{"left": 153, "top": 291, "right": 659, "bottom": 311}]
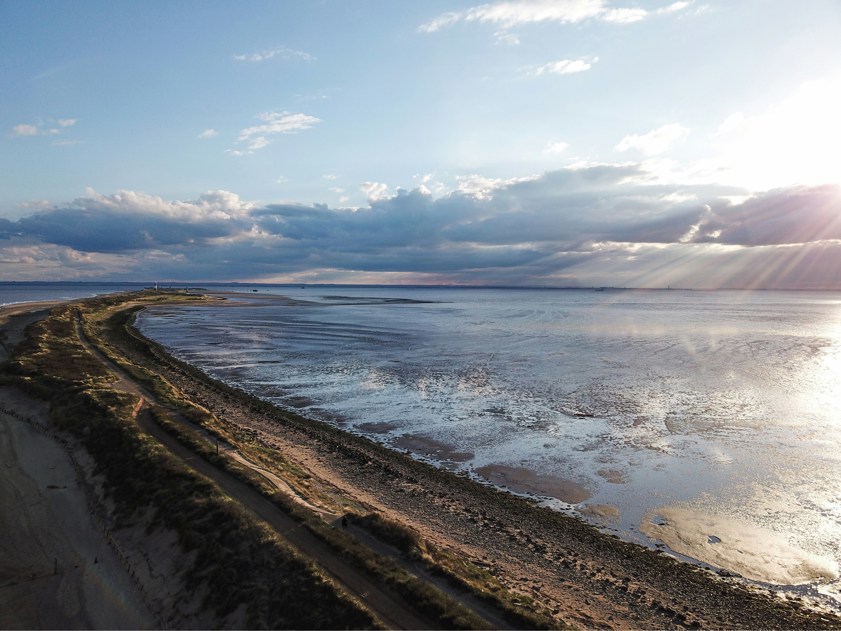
[
  {"left": 2, "top": 293, "right": 840, "bottom": 629},
  {"left": 0, "top": 303, "right": 154, "bottom": 629}
]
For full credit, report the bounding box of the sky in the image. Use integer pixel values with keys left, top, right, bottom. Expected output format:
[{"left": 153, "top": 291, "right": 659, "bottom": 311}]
[{"left": 2, "top": 0, "right": 841, "bottom": 288}]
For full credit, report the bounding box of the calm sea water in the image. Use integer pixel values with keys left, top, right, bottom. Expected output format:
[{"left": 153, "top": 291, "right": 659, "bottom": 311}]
[
  {"left": 11, "top": 283, "right": 839, "bottom": 601},
  {"left": 0, "top": 282, "right": 152, "bottom": 305}
]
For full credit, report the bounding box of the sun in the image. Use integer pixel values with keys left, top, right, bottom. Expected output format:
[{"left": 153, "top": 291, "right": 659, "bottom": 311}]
[{"left": 714, "top": 75, "right": 841, "bottom": 191}]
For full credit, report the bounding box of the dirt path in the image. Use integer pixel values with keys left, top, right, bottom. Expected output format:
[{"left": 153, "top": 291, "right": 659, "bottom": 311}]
[{"left": 73, "top": 314, "right": 490, "bottom": 630}]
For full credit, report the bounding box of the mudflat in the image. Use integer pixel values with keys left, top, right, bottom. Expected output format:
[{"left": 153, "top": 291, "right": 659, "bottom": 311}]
[{"left": 144, "top": 296, "right": 841, "bottom": 629}]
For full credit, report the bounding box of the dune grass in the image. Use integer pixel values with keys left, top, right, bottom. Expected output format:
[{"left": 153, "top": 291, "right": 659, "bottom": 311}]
[
  {"left": 1, "top": 297, "right": 380, "bottom": 630},
  {"left": 2, "top": 291, "right": 541, "bottom": 629}
]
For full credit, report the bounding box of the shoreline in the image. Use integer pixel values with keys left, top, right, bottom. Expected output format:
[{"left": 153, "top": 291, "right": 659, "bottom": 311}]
[
  {"left": 124, "top": 292, "right": 841, "bottom": 628},
  {"left": 176, "top": 290, "right": 841, "bottom": 608},
  {"left": 3, "top": 293, "right": 840, "bottom": 628}
]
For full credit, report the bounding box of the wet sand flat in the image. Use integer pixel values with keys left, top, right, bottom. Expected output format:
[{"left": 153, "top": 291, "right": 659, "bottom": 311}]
[
  {"left": 474, "top": 463, "right": 592, "bottom": 504},
  {"left": 641, "top": 506, "right": 840, "bottom": 585},
  {"left": 392, "top": 433, "right": 474, "bottom": 462}
]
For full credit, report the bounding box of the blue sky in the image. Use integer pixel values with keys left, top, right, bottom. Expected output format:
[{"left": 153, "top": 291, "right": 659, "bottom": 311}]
[{"left": 2, "top": 0, "right": 841, "bottom": 287}]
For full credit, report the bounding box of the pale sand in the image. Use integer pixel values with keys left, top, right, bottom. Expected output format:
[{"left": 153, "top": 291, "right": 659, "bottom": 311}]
[
  {"left": 579, "top": 503, "right": 621, "bottom": 522},
  {"left": 641, "top": 506, "right": 840, "bottom": 585},
  {"left": 0, "top": 304, "right": 155, "bottom": 629}
]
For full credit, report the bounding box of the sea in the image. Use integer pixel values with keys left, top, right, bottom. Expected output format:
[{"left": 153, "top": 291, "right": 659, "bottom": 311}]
[
  {"left": 4, "top": 282, "right": 840, "bottom": 605},
  {"left": 0, "top": 281, "right": 155, "bottom": 306}
]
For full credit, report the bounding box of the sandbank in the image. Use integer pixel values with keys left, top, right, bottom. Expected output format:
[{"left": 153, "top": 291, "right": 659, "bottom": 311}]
[
  {"left": 641, "top": 506, "right": 840, "bottom": 585},
  {"left": 474, "top": 463, "right": 592, "bottom": 504}
]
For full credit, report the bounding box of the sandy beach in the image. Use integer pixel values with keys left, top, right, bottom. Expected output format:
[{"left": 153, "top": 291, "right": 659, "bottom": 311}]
[
  {"left": 2, "top": 293, "right": 840, "bottom": 629},
  {"left": 0, "top": 304, "right": 154, "bottom": 629}
]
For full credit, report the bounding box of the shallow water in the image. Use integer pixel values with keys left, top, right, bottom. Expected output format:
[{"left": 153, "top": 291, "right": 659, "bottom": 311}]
[
  {"left": 0, "top": 281, "right": 151, "bottom": 305},
  {"left": 135, "top": 286, "right": 841, "bottom": 601}
]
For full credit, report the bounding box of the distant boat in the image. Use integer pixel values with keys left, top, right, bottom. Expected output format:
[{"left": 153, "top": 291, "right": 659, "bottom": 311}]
[
  {"left": 252, "top": 289, "right": 258, "bottom": 292},
  {"left": 594, "top": 287, "right": 606, "bottom": 292}
]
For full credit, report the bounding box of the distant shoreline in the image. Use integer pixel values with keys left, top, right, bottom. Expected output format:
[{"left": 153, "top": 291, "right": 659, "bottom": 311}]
[{"left": 5, "top": 280, "right": 841, "bottom": 295}]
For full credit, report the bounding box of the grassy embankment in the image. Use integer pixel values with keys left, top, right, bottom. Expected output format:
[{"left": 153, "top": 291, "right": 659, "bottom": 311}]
[
  {"left": 2, "top": 291, "right": 558, "bottom": 629},
  {"left": 87, "top": 292, "right": 561, "bottom": 629}
]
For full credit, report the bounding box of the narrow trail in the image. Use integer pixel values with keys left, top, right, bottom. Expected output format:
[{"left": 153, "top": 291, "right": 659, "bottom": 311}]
[{"left": 72, "top": 313, "right": 497, "bottom": 630}]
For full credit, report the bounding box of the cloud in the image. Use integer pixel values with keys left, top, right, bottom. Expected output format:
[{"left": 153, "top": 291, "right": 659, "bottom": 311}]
[
  {"left": 418, "top": 11, "right": 463, "bottom": 33},
  {"left": 198, "top": 128, "right": 218, "bottom": 139},
  {"left": 616, "top": 123, "right": 689, "bottom": 156},
  {"left": 544, "top": 141, "right": 570, "bottom": 154},
  {"left": 456, "top": 173, "right": 539, "bottom": 199},
  {"left": 17, "top": 199, "right": 52, "bottom": 212},
  {"left": 232, "top": 111, "right": 321, "bottom": 154},
  {"left": 12, "top": 189, "right": 253, "bottom": 253},
  {"left": 706, "top": 76, "right": 841, "bottom": 190},
  {"left": 3, "top": 169, "right": 839, "bottom": 288},
  {"left": 600, "top": 7, "right": 647, "bottom": 23},
  {"left": 234, "top": 46, "right": 315, "bottom": 62},
  {"left": 685, "top": 185, "right": 841, "bottom": 246},
  {"left": 657, "top": 1, "right": 693, "bottom": 14},
  {"left": 531, "top": 57, "right": 597, "bottom": 76},
  {"left": 11, "top": 118, "right": 78, "bottom": 138},
  {"left": 420, "top": 0, "right": 606, "bottom": 32},
  {"left": 360, "top": 182, "right": 390, "bottom": 201},
  {"left": 494, "top": 31, "right": 521, "bottom": 45},
  {"left": 12, "top": 124, "right": 39, "bottom": 137},
  {"left": 420, "top": 0, "right": 690, "bottom": 33},
  {"left": 247, "top": 137, "right": 269, "bottom": 151},
  {"left": 239, "top": 112, "right": 321, "bottom": 138}
]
